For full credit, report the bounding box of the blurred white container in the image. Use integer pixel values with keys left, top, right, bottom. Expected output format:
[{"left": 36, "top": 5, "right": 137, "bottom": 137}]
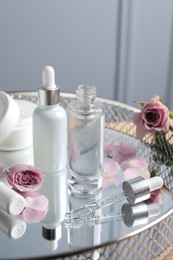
[{"left": 0, "top": 91, "right": 36, "bottom": 151}]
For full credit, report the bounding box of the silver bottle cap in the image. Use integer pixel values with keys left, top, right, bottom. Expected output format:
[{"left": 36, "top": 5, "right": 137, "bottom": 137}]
[
  {"left": 38, "top": 66, "right": 60, "bottom": 106},
  {"left": 122, "top": 176, "right": 163, "bottom": 204},
  {"left": 122, "top": 202, "right": 161, "bottom": 227}
]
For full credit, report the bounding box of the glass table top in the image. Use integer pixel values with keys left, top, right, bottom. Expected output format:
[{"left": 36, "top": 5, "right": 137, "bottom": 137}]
[
  {"left": 0, "top": 91, "right": 173, "bottom": 259},
  {"left": 0, "top": 128, "right": 173, "bottom": 260}
]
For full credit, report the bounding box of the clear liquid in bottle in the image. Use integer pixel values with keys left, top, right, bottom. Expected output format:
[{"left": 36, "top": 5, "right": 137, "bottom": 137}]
[{"left": 67, "top": 85, "right": 105, "bottom": 196}]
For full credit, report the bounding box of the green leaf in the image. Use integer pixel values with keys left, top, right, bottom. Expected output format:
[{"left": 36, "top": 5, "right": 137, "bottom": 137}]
[
  {"left": 139, "top": 102, "right": 145, "bottom": 107},
  {"left": 150, "top": 169, "right": 156, "bottom": 177},
  {"left": 160, "top": 97, "right": 164, "bottom": 104},
  {"left": 169, "top": 111, "right": 173, "bottom": 119},
  {"left": 133, "top": 101, "right": 145, "bottom": 108}
]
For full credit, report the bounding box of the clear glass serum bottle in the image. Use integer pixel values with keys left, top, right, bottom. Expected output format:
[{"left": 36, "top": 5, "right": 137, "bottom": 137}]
[{"left": 67, "top": 85, "right": 105, "bottom": 196}]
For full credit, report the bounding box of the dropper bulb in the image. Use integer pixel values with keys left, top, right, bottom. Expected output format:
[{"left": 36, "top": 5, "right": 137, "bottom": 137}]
[{"left": 42, "top": 66, "right": 56, "bottom": 90}]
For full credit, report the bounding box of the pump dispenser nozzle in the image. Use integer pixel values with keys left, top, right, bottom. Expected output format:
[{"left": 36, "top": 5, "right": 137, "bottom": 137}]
[{"left": 38, "top": 65, "right": 60, "bottom": 106}]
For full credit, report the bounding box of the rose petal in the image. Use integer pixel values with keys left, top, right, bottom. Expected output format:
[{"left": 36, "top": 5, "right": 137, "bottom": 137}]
[
  {"left": 150, "top": 96, "right": 160, "bottom": 103},
  {"left": 104, "top": 159, "right": 120, "bottom": 175},
  {"left": 25, "top": 195, "right": 49, "bottom": 211},
  {"left": 112, "top": 143, "right": 136, "bottom": 163},
  {"left": 121, "top": 157, "right": 148, "bottom": 171},
  {"left": 103, "top": 174, "right": 119, "bottom": 188},
  {"left": 104, "top": 142, "right": 113, "bottom": 157},
  {"left": 123, "top": 167, "right": 150, "bottom": 181},
  {"left": 103, "top": 160, "right": 120, "bottom": 188},
  {"left": 133, "top": 113, "right": 151, "bottom": 139},
  {"left": 20, "top": 208, "right": 48, "bottom": 223}
]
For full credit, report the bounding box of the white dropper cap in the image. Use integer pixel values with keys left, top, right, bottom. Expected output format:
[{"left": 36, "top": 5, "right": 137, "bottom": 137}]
[
  {"left": 48, "top": 240, "right": 58, "bottom": 251},
  {"left": 42, "top": 66, "right": 56, "bottom": 90},
  {"left": 148, "top": 203, "right": 161, "bottom": 217},
  {"left": 38, "top": 65, "right": 60, "bottom": 106},
  {"left": 146, "top": 176, "right": 163, "bottom": 192}
]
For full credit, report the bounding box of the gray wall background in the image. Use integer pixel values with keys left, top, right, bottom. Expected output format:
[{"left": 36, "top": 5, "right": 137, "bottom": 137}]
[{"left": 0, "top": 0, "right": 173, "bottom": 108}]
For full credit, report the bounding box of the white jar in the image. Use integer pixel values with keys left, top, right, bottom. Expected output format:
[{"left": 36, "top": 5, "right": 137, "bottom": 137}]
[{"left": 0, "top": 91, "right": 36, "bottom": 151}]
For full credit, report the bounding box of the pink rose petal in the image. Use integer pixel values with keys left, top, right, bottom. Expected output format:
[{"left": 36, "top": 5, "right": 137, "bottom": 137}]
[
  {"left": 20, "top": 207, "right": 48, "bottom": 223},
  {"left": 104, "top": 142, "right": 113, "bottom": 157},
  {"left": 123, "top": 167, "right": 150, "bottom": 181},
  {"left": 103, "top": 160, "right": 120, "bottom": 188},
  {"left": 150, "top": 96, "right": 160, "bottom": 103},
  {"left": 19, "top": 191, "right": 49, "bottom": 223},
  {"left": 104, "top": 159, "right": 120, "bottom": 175},
  {"left": 133, "top": 113, "right": 150, "bottom": 139},
  {"left": 25, "top": 195, "right": 49, "bottom": 211},
  {"left": 112, "top": 143, "right": 136, "bottom": 163},
  {"left": 20, "top": 191, "right": 49, "bottom": 211},
  {"left": 121, "top": 157, "right": 148, "bottom": 171}
]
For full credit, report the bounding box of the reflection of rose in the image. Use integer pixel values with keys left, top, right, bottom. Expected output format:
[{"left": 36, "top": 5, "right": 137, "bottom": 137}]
[
  {"left": 0, "top": 166, "right": 4, "bottom": 176},
  {"left": 7, "top": 164, "right": 44, "bottom": 192},
  {"left": 70, "top": 142, "right": 80, "bottom": 161},
  {"left": 133, "top": 96, "right": 170, "bottom": 139}
]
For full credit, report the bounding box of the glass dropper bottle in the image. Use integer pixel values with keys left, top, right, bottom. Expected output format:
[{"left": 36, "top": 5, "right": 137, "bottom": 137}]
[{"left": 67, "top": 85, "right": 105, "bottom": 196}]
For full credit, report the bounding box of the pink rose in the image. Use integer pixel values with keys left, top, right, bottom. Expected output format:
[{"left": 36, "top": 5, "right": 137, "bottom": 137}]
[
  {"left": 19, "top": 191, "right": 49, "bottom": 223},
  {"left": 7, "top": 164, "right": 44, "bottom": 192},
  {"left": 133, "top": 96, "right": 170, "bottom": 139}
]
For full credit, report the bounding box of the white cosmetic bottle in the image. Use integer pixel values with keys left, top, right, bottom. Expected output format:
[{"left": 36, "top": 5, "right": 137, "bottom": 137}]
[
  {"left": 33, "top": 66, "right": 67, "bottom": 173},
  {"left": 0, "top": 182, "right": 26, "bottom": 216},
  {"left": 0, "top": 208, "right": 26, "bottom": 239}
]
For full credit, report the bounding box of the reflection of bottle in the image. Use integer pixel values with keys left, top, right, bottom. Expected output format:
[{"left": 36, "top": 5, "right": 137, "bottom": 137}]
[
  {"left": 67, "top": 85, "right": 105, "bottom": 196},
  {"left": 0, "top": 208, "right": 26, "bottom": 239},
  {"left": 65, "top": 201, "right": 161, "bottom": 229},
  {"left": 40, "top": 168, "right": 67, "bottom": 251},
  {"left": 42, "top": 225, "right": 61, "bottom": 251},
  {"left": 33, "top": 66, "right": 67, "bottom": 173},
  {"left": 67, "top": 194, "right": 101, "bottom": 259}
]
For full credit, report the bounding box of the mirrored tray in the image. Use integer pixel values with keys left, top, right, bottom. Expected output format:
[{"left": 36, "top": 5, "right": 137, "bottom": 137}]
[{"left": 0, "top": 91, "right": 173, "bottom": 260}]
